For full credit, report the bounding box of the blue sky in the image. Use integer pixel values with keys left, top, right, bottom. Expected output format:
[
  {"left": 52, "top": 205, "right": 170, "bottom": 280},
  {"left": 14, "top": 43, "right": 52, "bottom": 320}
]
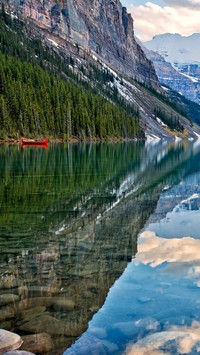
[{"left": 120, "top": 0, "right": 200, "bottom": 41}]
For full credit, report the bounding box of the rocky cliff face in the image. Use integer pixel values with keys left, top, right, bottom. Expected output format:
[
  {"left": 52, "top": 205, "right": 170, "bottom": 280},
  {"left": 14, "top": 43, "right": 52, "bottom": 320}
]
[
  {"left": 75, "top": 0, "right": 157, "bottom": 85},
  {"left": 5, "top": 0, "right": 158, "bottom": 87}
]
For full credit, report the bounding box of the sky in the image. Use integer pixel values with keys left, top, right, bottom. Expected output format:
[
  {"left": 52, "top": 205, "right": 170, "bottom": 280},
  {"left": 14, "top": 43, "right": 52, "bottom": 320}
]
[{"left": 121, "top": 0, "right": 200, "bottom": 41}]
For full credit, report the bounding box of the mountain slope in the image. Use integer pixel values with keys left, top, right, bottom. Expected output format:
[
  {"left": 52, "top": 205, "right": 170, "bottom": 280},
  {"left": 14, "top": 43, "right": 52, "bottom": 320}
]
[
  {"left": 1, "top": 4, "right": 200, "bottom": 139},
  {"left": 162, "top": 86, "right": 200, "bottom": 128}
]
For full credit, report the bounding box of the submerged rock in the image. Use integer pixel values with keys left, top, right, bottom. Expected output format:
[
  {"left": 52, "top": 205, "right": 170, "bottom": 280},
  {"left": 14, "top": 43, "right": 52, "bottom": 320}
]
[
  {"left": 17, "top": 297, "right": 55, "bottom": 311},
  {"left": 0, "top": 275, "right": 20, "bottom": 289},
  {"left": 52, "top": 299, "right": 75, "bottom": 312},
  {"left": 17, "top": 315, "right": 82, "bottom": 337},
  {"left": 0, "top": 329, "right": 22, "bottom": 353},
  {"left": 20, "top": 333, "right": 54, "bottom": 353},
  {"left": 17, "top": 306, "right": 47, "bottom": 324},
  {"left": 0, "top": 306, "right": 16, "bottom": 322},
  {"left": 0, "top": 294, "right": 19, "bottom": 307}
]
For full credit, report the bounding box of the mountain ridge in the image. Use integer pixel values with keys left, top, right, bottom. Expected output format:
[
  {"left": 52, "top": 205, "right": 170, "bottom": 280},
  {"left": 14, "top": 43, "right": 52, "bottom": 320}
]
[{"left": 1, "top": 2, "right": 200, "bottom": 139}]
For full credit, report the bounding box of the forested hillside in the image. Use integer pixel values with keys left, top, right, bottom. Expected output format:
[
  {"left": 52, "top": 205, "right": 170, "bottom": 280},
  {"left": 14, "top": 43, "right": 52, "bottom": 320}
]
[
  {"left": 0, "top": 7, "right": 199, "bottom": 140},
  {"left": 0, "top": 9, "right": 144, "bottom": 140}
]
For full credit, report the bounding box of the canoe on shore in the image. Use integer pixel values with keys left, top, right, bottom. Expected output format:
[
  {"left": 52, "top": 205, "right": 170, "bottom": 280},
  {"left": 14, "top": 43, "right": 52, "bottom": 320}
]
[{"left": 21, "top": 138, "right": 48, "bottom": 145}]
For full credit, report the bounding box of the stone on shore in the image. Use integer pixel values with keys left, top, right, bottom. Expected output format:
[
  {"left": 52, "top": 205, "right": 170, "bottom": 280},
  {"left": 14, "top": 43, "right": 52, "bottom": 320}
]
[
  {"left": 0, "top": 329, "right": 23, "bottom": 353},
  {"left": 20, "top": 333, "right": 54, "bottom": 353}
]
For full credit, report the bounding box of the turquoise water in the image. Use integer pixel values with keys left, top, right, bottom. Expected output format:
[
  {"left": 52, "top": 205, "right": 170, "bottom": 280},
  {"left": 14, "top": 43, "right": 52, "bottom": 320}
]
[{"left": 0, "top": 141, "right": 200, "bottom": 354}]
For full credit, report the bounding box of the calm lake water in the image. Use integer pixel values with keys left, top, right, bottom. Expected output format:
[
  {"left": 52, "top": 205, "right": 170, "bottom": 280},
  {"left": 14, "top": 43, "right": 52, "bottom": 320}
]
[{"left": 1, "top": 141, "right": 200, "bottom": 354}]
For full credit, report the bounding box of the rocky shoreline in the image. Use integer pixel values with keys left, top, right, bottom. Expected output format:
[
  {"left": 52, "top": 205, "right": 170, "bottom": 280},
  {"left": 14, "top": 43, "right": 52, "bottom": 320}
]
[{"left": 0, "top": 137, "right": 139, "bottom": 144}]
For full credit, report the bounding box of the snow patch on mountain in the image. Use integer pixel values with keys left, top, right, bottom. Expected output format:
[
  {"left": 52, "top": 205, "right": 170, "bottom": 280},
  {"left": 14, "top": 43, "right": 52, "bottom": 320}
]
[
  {"left": 180, "top": 72, "right": 199, "bottom": 83},
  {"left": 156, "top": 117, "right": 167, "bottom": 128}
]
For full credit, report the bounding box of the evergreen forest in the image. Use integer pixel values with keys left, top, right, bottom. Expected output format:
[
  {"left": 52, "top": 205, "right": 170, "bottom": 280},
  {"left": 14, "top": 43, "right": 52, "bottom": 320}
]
[{"left": 154, "top": 107, "right": 184, "bottom": 132}]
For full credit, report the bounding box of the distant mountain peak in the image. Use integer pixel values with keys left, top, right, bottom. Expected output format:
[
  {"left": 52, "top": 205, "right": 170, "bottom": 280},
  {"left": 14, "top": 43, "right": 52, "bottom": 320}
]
[
  {"left": 142, "top": 33, "right": 200, "bottom": 111},
  {"left": 144, "top": 32, "right": 200, "bottom": 65},
  {"left": 151, "top": 33, "right": 181, "bottom": 41}
]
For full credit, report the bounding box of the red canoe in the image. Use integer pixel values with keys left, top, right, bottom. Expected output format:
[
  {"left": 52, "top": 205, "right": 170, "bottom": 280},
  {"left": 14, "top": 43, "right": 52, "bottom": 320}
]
[{"left": 21, "top": 138, "right": 49, "bottom": 145}]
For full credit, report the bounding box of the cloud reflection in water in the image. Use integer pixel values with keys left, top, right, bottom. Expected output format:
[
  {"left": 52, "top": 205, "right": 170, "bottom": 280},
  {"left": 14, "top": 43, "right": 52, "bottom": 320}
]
[
  {"left": 126, "top": 321, "right": 200, "bottom": 355},
  {"left": 135, "top": 230, "right": 200, "bottom": 286}
]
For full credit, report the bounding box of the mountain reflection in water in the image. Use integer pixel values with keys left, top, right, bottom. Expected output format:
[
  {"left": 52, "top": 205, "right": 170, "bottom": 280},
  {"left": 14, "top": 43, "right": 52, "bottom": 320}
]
[
  {"left": 0, "top": 141, "right": 200, "bottom": 354},
  {"left": 65, "top": 141, "right": 200, "bottom": 355}
]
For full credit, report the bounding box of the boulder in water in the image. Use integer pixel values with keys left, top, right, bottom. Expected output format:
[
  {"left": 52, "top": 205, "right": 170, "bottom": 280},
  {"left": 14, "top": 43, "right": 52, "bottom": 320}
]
[{"left": 20, "top": 333, "right": 54, "bottom": 353}]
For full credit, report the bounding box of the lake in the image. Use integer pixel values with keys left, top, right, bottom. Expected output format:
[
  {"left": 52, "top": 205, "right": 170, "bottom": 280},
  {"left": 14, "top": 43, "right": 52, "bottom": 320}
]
[{"left": 1, "top": 140, "right": 200, "bottom": 354}]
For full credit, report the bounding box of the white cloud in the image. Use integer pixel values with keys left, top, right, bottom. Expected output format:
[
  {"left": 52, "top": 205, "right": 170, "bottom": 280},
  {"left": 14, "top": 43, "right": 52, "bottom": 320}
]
[
  {"left": 164, "top": 0, "right": 200, "bottom": 9},
  {"left": 129, "top": 2, "right": 200, "bottom": 41}
]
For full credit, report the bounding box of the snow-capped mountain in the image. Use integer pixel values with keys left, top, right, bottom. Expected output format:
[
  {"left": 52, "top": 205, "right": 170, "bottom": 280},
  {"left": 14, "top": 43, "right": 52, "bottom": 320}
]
[
  {"left": 143, "top": 33, "right": 200, "bottom": 105},
  {"left": 144, "top": 33, "right": 200, "bottom": 67},
  {"left": 144, "top": 33, "right": 200, "bottom": 82}
]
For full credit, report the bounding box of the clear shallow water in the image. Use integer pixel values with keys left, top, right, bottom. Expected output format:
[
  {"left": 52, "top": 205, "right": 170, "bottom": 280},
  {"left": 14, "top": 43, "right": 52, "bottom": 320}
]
[{"left": 1, "top": 141, "right": 200, "bottom": 354}]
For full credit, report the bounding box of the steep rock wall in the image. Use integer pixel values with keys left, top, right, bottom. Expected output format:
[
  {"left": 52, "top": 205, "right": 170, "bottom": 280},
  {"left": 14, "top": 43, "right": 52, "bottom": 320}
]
[{"left": 6, "top": 0, "right": 159, "bottom": 87}]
